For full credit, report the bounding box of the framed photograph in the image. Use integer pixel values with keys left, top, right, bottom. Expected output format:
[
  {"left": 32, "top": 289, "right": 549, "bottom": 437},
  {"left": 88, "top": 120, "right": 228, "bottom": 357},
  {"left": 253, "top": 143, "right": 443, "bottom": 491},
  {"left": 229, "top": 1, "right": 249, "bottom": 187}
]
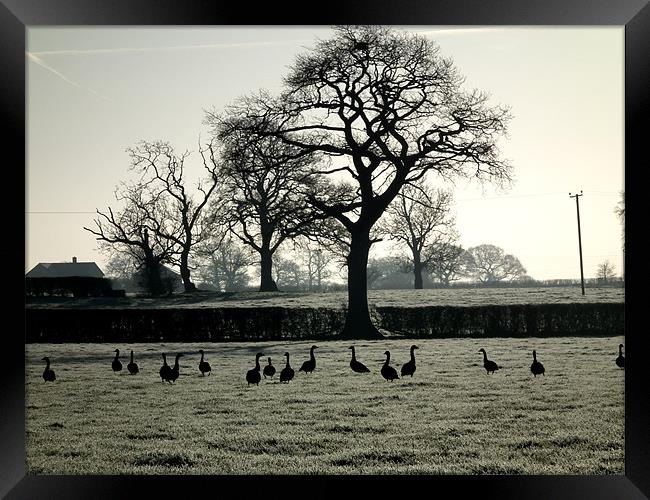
[{"left": 3, "top": 0, "right": 648, "bottom": 498}]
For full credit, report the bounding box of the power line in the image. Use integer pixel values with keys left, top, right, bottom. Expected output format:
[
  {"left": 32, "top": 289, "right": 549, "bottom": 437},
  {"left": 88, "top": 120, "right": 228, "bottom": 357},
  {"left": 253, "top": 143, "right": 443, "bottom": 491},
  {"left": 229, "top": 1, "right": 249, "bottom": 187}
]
[
  {"left": 456, "top": 190, "right": 620, "bottom": 202},
  {"left": 456, "top": 192, "right": 566, "bottom": 201}
]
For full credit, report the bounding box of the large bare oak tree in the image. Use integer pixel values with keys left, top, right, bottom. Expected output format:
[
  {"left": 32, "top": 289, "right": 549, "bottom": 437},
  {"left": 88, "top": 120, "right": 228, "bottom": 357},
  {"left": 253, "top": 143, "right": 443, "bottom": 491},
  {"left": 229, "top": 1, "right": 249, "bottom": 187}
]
[{"left": 218, "top": 26, "right": 512, "bottom": 338}]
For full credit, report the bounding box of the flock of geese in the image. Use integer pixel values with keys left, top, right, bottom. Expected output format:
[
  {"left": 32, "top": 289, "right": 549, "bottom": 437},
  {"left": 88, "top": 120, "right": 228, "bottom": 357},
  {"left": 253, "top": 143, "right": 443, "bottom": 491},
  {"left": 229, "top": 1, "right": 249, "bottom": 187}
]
[{"left": 39, "top": 343, "right": 625, "bottom": 384}]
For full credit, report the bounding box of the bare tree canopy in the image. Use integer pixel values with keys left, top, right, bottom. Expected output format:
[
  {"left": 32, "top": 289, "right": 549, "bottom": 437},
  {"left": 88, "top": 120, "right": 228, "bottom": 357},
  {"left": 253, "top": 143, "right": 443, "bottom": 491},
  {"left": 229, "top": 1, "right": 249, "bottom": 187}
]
[
  {"left": 209, "top": 25, "right": 512, "bottom": 338},
  {"left": 379, "top": 181, "right": 457, "bottom": 289},
  {"left": 427, "top": 242, "right": 468, "bottom": 285},
  {"left": 465, "top": 244, "right": 527, "bottom": 283},
  {"left": 367, "top": 256, "right": 401, "bottom": 289},
  {"left": 104, "top": 251, "right": 139, "bottom": 282},
  {"left": 206, "top": 113, "right": 327, "bottom": 292},
  {"left": 84, "top": 141, "right": 226, "bottom": 295},
  {"left": 597, "top": 260, "right": 616, "bottom": 283},
  {"left": 271, "top": 253, "right": 305, "bottom": 290},
  {"left": 195, "top": 236, "right": 254, "bottom": 292},
  {"left": 84, "top": 182, "right": 177, "bottom": 296},
  {"left": 296, "top": 240, "right": 333, "bottom": 292},
  {"left": 125, "top": 140, "right": 227, "bottom": 293}
]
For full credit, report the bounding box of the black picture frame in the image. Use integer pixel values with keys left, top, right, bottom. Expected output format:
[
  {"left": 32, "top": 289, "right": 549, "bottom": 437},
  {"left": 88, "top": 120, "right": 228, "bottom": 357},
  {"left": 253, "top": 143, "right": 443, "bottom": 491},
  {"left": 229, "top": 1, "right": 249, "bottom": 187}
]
[{"left": 2, "top": 1, "right": 648, "bottom": 498}]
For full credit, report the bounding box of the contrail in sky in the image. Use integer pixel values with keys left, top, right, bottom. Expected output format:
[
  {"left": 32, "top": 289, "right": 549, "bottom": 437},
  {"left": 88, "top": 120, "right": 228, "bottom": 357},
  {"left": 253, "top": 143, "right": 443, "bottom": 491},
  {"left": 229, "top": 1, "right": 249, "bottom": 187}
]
[
  {"left": 30, "top": 26, "right": 507, "bottom": 56},
  {"left": 26, "top": 52, "right": 113, "bottom": 102},
  {"left": 413, "top": 27, "right": 513, "bottom": 36},
  {"left": 25, "top": 29, "right": 505, "bottom": 99},
  {"left": 29, "top": 39, "right": 311, "bottom": 56},
  {"left": 27, "top": 29, "right": 509, "bottom": 56}
]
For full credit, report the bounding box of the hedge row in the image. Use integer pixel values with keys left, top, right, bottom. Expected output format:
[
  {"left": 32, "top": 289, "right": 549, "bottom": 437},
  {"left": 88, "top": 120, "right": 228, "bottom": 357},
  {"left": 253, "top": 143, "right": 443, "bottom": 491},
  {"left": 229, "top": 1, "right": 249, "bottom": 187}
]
[
  {"left": 376, "top": 303, "right": 624, "bottom": 338},
  {"left": 26, "top": 307, "right": 345, "bottom": 343},
  {"left": 25, "top": 302, "right": 624, "bottom": 343}
]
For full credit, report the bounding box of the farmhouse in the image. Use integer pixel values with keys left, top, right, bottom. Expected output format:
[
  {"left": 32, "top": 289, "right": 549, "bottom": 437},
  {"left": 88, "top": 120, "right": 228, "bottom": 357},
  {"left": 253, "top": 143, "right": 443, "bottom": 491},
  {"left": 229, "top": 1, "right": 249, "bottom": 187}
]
[
  {"left": 25, "top": 256, "right": 119, "bottom": 297},
  {"left": 26, "top": 256, "right": 104, "bottom": 279}
]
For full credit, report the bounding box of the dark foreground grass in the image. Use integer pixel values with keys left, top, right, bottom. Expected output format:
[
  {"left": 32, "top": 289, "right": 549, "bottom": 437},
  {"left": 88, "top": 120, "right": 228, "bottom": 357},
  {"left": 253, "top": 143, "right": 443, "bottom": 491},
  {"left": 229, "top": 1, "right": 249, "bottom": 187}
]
[{"left": 26, "top": 337, "right": 624, "bottom": 474}]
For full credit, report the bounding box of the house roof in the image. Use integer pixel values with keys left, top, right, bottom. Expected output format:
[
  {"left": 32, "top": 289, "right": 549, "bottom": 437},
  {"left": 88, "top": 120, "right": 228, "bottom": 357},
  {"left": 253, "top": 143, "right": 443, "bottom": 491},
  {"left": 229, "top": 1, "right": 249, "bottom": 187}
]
[
  {"left": 26, "top": 262, "right": 105, "bottom": 279},
  {"left": 134, "top": 265, "right": 181, "bottom": 279},
  {"left": 160, "top": 265, "right": 181, "bottom": 279}
]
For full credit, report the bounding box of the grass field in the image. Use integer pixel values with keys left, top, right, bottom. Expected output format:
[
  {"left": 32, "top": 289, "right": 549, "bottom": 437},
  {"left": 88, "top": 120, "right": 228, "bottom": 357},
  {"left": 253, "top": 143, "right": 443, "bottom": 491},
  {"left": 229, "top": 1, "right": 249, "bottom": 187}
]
[
  {"left": 26, "top": 336, "right": 624, "bottom": 475},
  {"left": 25, "top": 286, "right": 624, "bottom": 309}
]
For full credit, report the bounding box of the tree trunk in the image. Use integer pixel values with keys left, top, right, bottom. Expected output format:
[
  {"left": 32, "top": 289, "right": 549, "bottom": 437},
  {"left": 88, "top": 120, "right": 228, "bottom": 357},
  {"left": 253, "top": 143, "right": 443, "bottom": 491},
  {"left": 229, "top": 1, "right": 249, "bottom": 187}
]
[
  {"left": 316, "top": 251, "right": 322, "bottom": 292},
  {"left": 179, "top": 249, "right": 197, "bottom": 293},
  {"left": 307, "top": 258, "right": 313, "bottom": 292},
  {"left": 413, "top": 250, "right": 423, "bottom": 289},
  {"left": 144, "top": 259, "right": 164, "bottom": 296},
  {"left": 339, "top": 228, "right": 383, "bottom": 339},
  {"left": 141, "top": 231, "right": 165, "bottom": 296},
  {"left": 259, "top": 245, "right": 278, "bottom": 292}
]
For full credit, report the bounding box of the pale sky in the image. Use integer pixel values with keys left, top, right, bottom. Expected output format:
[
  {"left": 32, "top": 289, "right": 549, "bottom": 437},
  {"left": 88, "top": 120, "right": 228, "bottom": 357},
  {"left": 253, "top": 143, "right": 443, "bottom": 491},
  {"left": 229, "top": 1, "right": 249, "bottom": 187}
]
[{"left": 26, "top": 26, "right": 624, "bottom": 281}]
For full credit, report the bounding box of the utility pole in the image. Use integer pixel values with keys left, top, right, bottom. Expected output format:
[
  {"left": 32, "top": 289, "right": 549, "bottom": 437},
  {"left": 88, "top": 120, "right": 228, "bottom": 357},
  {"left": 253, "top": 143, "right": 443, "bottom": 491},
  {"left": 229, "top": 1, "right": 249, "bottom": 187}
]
[{"left": 569, "top": 191, "right": 585, "bottom": 295}]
